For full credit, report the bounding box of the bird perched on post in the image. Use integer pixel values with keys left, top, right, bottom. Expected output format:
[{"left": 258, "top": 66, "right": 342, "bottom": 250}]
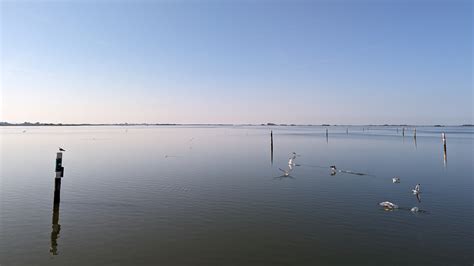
[{"left": 59, "top": 147, "right": 66, "bottom": 152}]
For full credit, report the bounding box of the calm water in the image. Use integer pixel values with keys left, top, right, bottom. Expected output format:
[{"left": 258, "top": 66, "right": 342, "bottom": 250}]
[{"left": 1, "top": 126, "right": 473, "bottom": 265}]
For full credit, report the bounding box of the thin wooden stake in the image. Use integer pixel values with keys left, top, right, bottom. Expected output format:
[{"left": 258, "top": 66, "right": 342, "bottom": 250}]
[{"left": 270, "top": 131, "right": 273, "bottom": 164}]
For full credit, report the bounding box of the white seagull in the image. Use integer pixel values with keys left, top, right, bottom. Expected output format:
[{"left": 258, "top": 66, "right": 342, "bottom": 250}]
[
  {"left": 379, "top": 201, "right": 399, "bottom": 209},
  {"left": 412, "top": 184, "right": 421, "bottom": 194},
  {"left": 279, "top": 168, "right": 291, "bottom": 177},
  {"left": 392, "top": 177, "right": 400, "bottom": 183}
]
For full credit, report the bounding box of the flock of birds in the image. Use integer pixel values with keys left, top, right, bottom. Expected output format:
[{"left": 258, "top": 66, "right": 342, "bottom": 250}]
[
  {"left": 278, "top": 152, "right": 425, "bottom": 214},
  {"left": 58, "top": 143, "right": 424, "bottom": 214},
  {"left": 379, "top": 181, "right": 423, "bottom": 213}
]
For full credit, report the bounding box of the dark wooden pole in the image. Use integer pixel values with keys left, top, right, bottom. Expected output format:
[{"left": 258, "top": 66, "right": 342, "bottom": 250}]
[
  {"left": 54, "top": 152, "right": 63, "bottom": 204},
  {"left": 270, "top": 131, "right": 273, "bottom": 164},
  {"left": 51, "top": 152, "right": 64, "bottom": 255},
  {"left": 442, "top": 132, "right": 447, "bottom": 166}
]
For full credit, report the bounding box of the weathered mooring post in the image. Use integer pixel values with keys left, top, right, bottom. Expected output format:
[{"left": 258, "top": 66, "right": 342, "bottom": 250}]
[
  {"left": 54, "top": 152, "right": 64, "bottom": 204},
  {"left": 442, "top": 132, "right": 447, "bottom": 166},
  {"left": 402, "top": 127, "right": 405, "bottom": 137},
  {"left": 325, "top": 128, "right": 328, "bottom": 143},
  {"left": 51, "top": 152, "right": 64, "bottom": 255},
  {"left": 270, "top": 131, "right": 273, "bottom": 164}
]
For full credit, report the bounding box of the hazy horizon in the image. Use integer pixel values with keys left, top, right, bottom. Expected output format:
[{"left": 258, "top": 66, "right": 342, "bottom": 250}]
[
  {"left": 1, "top": 121, "right": 472, "bottom": 126},
  {"left": 1, "top": 0, "right": 472, "bottom": 124}
]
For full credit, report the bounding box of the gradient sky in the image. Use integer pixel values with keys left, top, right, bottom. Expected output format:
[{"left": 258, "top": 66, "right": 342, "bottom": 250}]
[{"left": 1, "top": 0, "right": 472, "bottom": 124}]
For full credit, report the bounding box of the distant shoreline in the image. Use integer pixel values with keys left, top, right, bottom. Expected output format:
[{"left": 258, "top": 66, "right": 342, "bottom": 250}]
[{"left": 1, "top": 122, "right": 472, "bottom": 127}]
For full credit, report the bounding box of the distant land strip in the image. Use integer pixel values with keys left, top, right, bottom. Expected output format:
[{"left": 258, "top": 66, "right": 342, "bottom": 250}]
[{"left": 1, "top": 122, "right": 472, "bottom": 127}]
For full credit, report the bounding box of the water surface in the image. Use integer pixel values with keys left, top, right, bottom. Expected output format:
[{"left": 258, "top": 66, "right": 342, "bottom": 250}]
[{"left": 1, "top": 126, "right": 472, "bottom": 265}]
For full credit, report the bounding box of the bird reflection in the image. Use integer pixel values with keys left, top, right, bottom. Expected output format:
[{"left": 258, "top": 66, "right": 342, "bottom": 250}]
[{"left": 415, "top": 192, "right": 421, "bottom": 203}]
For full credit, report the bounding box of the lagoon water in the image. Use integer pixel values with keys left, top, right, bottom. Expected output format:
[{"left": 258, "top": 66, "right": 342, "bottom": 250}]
[{"left": 1, "top": 125, "right": 472, "bottom": 265}]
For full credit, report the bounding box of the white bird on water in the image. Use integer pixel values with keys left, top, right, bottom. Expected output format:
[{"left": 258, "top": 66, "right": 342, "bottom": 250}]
[
  {"left": 279, "top": 168, "right": 291, "bottom": 177},
  {"left": 412, "top": 184, "right": 421, "bottom": 194},
  {"left": 392, "top": 177, "right": 400, "bottom": 183},
  {"left": 411, "top": 207, "right": 420, "bottom": 212},
  {"left": 379, "top": 201, "right": 399, "bottom": 209}
]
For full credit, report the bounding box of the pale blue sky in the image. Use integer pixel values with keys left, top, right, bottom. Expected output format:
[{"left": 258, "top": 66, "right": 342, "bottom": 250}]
[{"left": 1, "top": 0, "right": 472, "bottom": 124}]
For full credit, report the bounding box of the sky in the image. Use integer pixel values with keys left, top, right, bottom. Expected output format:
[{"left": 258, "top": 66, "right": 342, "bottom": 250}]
[{"left": 0, "top": 0, "right": 472, "bottom": 125}]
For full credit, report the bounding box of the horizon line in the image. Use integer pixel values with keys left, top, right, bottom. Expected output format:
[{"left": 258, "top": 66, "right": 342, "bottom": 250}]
[{"left": 1, "top": 122, "right": 472, "bottom": 127}]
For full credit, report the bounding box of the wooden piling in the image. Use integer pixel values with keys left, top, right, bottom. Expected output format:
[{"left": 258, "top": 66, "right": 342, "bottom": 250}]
[
  {"left": 414, "top": 128, "right": 417, "bottom": 139},
  {"left": 54, "top": 152, "right": 63, "bottom": 204},
  {"left": 402, "top": 128, "right": 405, "bottom": 137},
  {"left": 51, "top": 152, "right": 64, "bottom": 255},
  {"left": 346, "top": 128, "right": 348, "bottom": 134},
  {"left": 270, "top": 131, "right": 273, "bottom": 164},
  {"left": 442, "top": 132, "right": 447, "bottom": 166}
]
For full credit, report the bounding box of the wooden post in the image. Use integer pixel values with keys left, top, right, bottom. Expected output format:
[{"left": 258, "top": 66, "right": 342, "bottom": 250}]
[
  {"left": 402, "top": 128, "right": 405, "bottom": 137},
  {"left": 270, "top": 131, "right": 273, "bottom": 164},
  {"left": 442, "top": 132, "right": 447, "bottom": 166},
  {"left": 51, "top": 152, "right": 64, "bottom": 255},
  {"left": 346, "top": 128, "right": 348, "bottom": 134},
  {"left": 414, "top": 128, "right": 417, "bottom": 138},
  {"left": 325, "top": 128, "right": 328, "bottom": 143},
  {"left": 54, "top": 152, "right": 63, "bottom": 204}
]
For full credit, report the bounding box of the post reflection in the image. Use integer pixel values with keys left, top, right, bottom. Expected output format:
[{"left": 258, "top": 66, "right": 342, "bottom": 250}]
[
  {"left": 443, "top": 145, "right": 447, "bottom": 167},
  {"left": 50, "top": 201, "right": 61, "bottom": 255}
]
